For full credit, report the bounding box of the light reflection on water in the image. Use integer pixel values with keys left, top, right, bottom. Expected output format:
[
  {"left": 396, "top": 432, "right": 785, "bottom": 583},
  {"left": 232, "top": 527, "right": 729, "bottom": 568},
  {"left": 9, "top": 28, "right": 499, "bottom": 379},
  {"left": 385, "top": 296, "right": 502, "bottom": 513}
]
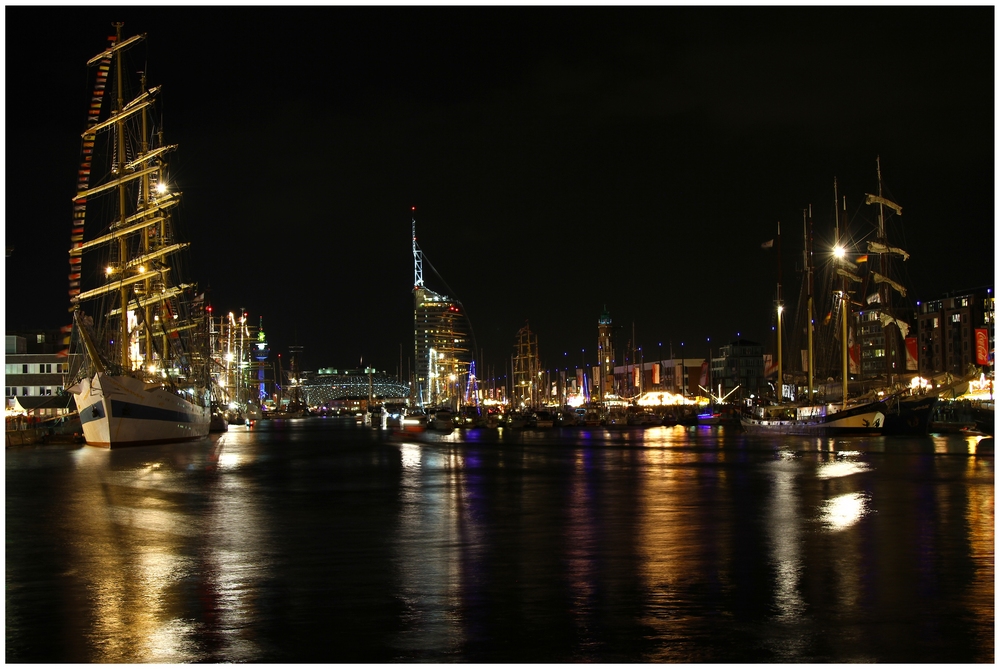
[
  {"left": 5, "top": 423, "right": 994, "bottom": 663},
  {"left": 819, "top": 491, "right": 872, "bottom": 531}
]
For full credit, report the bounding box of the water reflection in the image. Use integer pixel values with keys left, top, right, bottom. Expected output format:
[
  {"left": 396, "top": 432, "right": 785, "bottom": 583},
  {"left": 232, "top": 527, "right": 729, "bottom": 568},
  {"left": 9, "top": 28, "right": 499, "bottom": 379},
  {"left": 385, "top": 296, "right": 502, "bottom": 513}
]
[
  {"left": 819, "top": 491, "right": 872, "bottom": 531},
  {"left": 5, "top": 424, "right": 993, "bottom": 663},
  {"left": 815, "top": 460, "right": 871, "bottom": 480},
  {"left": 59, "top": 432, "right": 272, "bottom": 662},
  {"left": 392, "top": 440, "right": 468, "bottom": 658}
]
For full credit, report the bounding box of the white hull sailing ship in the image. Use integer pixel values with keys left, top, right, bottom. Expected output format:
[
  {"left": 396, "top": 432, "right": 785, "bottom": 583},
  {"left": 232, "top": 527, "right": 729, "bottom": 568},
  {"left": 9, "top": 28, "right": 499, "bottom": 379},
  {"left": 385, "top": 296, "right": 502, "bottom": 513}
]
[{"left": 64, "top": 25, "right": 210, "bottom": 447}]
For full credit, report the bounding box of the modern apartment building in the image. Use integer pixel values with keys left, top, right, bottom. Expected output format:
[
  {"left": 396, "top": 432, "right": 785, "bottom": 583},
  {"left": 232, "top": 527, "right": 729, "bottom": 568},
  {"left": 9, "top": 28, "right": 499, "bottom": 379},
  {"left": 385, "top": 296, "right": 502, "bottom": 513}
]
[{"left": 915, "top": 287, "right": 994, "bottom": 376}]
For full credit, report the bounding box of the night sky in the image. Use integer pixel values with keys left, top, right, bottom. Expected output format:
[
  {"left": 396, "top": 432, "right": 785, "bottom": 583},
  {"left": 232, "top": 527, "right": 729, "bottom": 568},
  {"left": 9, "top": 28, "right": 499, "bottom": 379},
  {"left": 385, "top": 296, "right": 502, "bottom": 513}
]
[{"left": 6, "top": 6, "right": 994, "bottom": 379}]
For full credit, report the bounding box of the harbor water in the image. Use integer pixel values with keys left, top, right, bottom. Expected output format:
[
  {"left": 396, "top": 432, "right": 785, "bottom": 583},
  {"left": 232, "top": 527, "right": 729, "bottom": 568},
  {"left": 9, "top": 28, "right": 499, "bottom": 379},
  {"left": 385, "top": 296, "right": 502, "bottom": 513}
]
[{"left": 5, "top": 419, "right": 994, "bottom": 663}]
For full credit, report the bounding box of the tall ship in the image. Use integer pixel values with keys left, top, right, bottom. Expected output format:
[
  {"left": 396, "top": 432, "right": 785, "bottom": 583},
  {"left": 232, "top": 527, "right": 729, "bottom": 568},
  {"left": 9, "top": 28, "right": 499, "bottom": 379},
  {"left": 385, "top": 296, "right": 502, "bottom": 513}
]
[
  {"left": 208, "top": 310, "right": 266, "bottom": 424},
  {"left": 63, "top": 25, "right": 211, "bottom": 447},
  {"left": 741, "top": 189, "right": 887, "bottom": 436}
]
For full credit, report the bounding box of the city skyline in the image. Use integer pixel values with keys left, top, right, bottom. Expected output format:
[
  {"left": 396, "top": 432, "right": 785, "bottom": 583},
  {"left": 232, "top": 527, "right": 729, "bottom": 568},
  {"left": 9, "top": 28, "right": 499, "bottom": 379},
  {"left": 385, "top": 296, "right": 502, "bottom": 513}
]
[{"left": 6, "top": 6, "right": 994, "bottom": 375}]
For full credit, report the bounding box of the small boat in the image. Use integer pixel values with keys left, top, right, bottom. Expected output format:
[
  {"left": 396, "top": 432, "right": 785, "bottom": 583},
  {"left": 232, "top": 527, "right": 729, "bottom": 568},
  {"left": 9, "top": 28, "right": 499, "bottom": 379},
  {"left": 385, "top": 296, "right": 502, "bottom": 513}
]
[
  {"left": 429, "top": 409, "right": 455, "bottom": 431},
  {"left": 528, "top": 410, "right": 556, "bottom": 428},
  {"left": 627, "top": 411, "right": 662, "bottom": 427},
  {"left": 209, "top": 410, "right": 229, "bottom": 433},
  {"left": 501, "top": 412, "right": 528, "bottom": 429}
]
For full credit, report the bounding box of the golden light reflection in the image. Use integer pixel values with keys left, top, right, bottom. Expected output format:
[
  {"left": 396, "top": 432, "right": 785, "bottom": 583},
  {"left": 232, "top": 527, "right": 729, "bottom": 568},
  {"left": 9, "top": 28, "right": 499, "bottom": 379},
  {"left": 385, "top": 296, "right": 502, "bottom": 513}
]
[
  {"left": 78, "top": 493, "right": 199, "bottom": 661},
  {"left": 65, "top": 437, "right": 272, "bottom": 663},
  {"left": 962, "top": 454, "right": 995, "bottom": 647},
  {"left": 637, "top": 447, "right": 724, "bottom": 662},
  {"left": 819, "top": 491, "right": 871, "bottom": 531},
  {"left": 967, "top": 435, "right": 990, "bottom": 455}
]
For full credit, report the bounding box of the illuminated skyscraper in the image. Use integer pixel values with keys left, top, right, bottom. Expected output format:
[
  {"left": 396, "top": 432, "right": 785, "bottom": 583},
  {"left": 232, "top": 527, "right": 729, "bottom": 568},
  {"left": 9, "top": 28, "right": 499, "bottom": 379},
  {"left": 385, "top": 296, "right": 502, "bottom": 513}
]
[
  {"left": 412, "top": 214, "right": 471, "bottom": 408},
  {"left": 597, "top": 307, "right": 614, "bottom": 401}
]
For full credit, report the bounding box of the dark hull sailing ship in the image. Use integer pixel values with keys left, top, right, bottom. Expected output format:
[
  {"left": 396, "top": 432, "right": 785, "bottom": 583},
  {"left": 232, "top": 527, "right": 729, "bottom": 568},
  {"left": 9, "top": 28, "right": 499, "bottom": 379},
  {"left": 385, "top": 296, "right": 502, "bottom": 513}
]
[
  {"left": 741, "top": 399, "right": 886, "bottom": 436},
  {"left": 742, "top": 175, "right": 888, "bottom": 436},
  {"left": 64, "top": 25, "right": 211, "bottom": 448}
]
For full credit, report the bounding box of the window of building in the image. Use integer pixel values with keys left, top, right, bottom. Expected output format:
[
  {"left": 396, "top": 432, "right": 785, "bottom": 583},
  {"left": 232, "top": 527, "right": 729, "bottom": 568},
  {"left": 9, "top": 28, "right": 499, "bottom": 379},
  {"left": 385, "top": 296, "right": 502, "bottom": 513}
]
[
  {"left": 5, "top": 387, "right": 11, "bottom": 396},
  {"left": 36, "top": 333, "right": 45, "bottom": 344},
  {"left": 22, "top": 364, "right": 28, "bottom": 374},
  {"left": 21, "top": 387, "right": 28, "bottom": 396}
]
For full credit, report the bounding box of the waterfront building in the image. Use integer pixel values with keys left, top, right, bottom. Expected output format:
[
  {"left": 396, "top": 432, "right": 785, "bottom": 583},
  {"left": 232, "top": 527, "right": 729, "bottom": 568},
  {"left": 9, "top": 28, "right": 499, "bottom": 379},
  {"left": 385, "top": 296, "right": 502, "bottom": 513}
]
[
  {"left": 302, "top": 368, "right": 410, "bottom": 411},
  {"left": 5, "top": 330, "right": 73, "bottom": 418},
  {"left": 915, "top": 287, "right": 994, "bottom": 376},
  {"left": 612, "top": 358, "right": 706, "bottom": 398},
  {"left": 411, "top": 216, "right": 472, "bottom": 409},
  {"left": 857, "top": 301, "right": 914, "bottom": 380},
  {"left": 711, "top": 339, "right": 765, "bottom": 400}
]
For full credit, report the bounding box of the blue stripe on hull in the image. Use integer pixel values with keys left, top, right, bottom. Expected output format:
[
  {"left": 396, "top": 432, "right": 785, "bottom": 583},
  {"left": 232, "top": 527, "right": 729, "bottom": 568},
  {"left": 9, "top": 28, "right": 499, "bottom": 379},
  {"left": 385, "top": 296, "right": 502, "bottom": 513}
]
[
  {"left": 79, "top": 398, "right": 205, "bottom": 425},
  {"left": 109, "top": 398, "right": 205, "bottom": 423}
]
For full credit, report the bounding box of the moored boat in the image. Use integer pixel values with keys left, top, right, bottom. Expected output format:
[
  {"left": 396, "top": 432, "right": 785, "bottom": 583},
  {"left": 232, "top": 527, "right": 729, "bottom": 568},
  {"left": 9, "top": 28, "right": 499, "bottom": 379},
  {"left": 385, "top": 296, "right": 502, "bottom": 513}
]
[
  {"left": 64, "top": 25, "right": 210, "bottom": 448},
  {"left": 740, "top": 398, "right": 886, "bottom": 435}
]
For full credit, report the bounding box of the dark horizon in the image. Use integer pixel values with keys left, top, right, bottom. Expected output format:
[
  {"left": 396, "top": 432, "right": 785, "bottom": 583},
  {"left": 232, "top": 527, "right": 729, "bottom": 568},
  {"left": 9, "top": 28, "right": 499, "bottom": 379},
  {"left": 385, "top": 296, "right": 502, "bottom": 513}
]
[{"left": 5, "top": 6, "right": 994, "bottom": 376}]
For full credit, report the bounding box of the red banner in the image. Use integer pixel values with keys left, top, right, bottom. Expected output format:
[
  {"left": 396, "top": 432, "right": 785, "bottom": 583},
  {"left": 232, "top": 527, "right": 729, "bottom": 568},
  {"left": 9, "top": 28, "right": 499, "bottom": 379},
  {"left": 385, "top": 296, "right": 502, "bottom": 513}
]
[
  {"left": 975, "top": 329, "right": 990, "bottom": 365},
  {"left": 905, "top": 337, "right": 918, "bottom": 370},
  {"left": 848, "top": 327, "right": 860, "bottom": 375},
  {"left": 763, "top": 354, "right": 777, "bottom": 377}
]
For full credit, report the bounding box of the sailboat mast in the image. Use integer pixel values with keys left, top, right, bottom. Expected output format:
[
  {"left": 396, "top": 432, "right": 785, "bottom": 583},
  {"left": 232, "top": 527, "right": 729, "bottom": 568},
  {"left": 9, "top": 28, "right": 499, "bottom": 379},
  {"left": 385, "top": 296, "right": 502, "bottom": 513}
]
[
  {"left": 805, "top": 206, "right": 814, "bottom": 401},
  {"left": 776, "top": 220, "right": 783, "bottom": 401},
  {"left": 112, "top": 22, "right": 131, "bottom": 370},
  {"left": 835, "top": 179, "right": 849, "bottom": 411},
  {"left": 875, "top": 156, "right": 893, "bottom": 382}
]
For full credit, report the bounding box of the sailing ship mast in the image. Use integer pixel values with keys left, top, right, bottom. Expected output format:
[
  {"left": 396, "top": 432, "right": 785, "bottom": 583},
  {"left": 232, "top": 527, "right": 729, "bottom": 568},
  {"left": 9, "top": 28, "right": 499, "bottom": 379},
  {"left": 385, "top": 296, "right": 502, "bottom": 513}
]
[
  {"left": 71, "top": 25, "right": 189, "bottom": 378},
  {"left": 864, "top": 156, "right": 906, "bottom": 383},
  {"left": 832, "top": 179, "right": 862, "bottom": 411},
  {"left": 834, "top": 179, "right": 848, "bottom": 410},
  {"left": 805, "top": 205, "right": 815, "bottom": 402},
  {"left": 775, "top": 221, "right": 783, "bottom": 401}
]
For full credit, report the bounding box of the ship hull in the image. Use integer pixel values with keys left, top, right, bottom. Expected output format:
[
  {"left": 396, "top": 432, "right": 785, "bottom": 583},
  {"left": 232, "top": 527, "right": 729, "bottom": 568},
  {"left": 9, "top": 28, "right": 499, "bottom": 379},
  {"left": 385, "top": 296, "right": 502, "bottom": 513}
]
[
  {"left": 882, "top": 395, "right": 939, "bottom": 435},
  {"left": 71, "top": 372, "right": 211, "bottom": 448},
  {"left": 740, "top": 402, "right": 886, "bottom": 436}
]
